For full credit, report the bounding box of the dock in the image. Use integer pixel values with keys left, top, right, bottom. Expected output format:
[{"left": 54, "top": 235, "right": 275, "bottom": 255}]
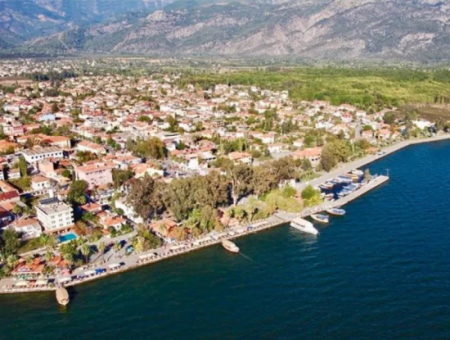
[{"left": 302, "top": 175, "right": 389, "bottom": 217}]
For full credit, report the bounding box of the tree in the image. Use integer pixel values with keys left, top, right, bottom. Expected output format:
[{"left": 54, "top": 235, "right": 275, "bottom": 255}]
[
  {"left": 320, "top": 145, "right": 337, "bottom": 172},
  {"left": 271, "top": 157, "right": 298, "bottom": 184},
  {"left": 81, "top": 244, "right": 91, "bottom": 264},
  {"left": 301, "top": 185, "right": 317, "bottom": 200},
  {"left": 252, "top": 166, "right": 278, "bottom": 198},
  {"left": 18, "top": 155, "right": 28, "bottom": 178},
  {"left": 1, "top": 230, "right": 20, "bottom": 256},
  {"left": 132, "top": 137, "right": 167, "bottom": 159},
  {"left": 127, "top": 175, "right": 163, "bottom": 220},
  {"left": 98, "top": 242, "right": 106, "bottom": 261},
  {"left": 67, "top": 180, "right": 88, "bottom": 205},
  {"left": 384, "top": 112, "right": 396, "bottom": 125},
  {"left": 226, "top": 163, "right": 254, "bottom": 206}
]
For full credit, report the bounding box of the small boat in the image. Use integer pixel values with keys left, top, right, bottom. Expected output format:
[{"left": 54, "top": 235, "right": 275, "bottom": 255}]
[
  {"left": 222, "top": 239, "right": 239, "bottom": 253},
  {"left": 338, "top": 176, "right": 352, "bottom": 184},
  {"left": 311, "top": 214, "right": 330, "bottom": 224},
  {"left": 319, "top": 182, "right": 334, "bottom": 190},
  {"left": 351, "top": 169, "right": 364, "bottom": 176},
  {"left": 56, "top": 287, "right": 70, "bottom": 306},
  {"left": 291, "top": 218, "right": 319, "bottom": 235},
  {"left": 326, "top": 208, "right": 346, "bottom": 216}
]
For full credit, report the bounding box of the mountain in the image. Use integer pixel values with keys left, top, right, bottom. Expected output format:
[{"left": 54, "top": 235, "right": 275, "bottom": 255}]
[
  {"left": 3, "top": 0, "right": 450, "bottom": 62},
  {"left": 0, "top": 0, "right": 173, "bottom": 43}
]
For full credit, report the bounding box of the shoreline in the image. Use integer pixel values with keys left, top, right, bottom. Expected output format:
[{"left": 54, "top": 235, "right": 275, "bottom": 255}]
[
  {"left": 297, "top": 133, "right": 450, "bottom": 191},
  {"left": 1, "top": 134, "right": 448, "bottom": 296}
]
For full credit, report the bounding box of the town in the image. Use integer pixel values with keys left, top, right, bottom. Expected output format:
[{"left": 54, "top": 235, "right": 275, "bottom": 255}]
[{"left": 0, "top": 58, "right": 442, "bottom": 293}]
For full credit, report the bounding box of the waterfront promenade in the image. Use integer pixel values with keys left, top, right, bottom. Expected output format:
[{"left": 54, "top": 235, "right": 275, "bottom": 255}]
[
  {"left": 0, "top": 175, "right": 390, "bottom": 294},
  {"left": 0, "top": 135, "right": 446, "bottom": 295},
  {"left": 297, "top": 134, "right": 450, "bottom": 192}
]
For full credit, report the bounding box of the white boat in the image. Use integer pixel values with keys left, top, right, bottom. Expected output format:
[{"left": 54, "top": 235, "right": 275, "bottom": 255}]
[
  {"left": 319, "top": 182, "right": 334, "bottom": 190},
  {"left": 222, "top": 240, "right": 239, "bottom": 253},
  {"left": 351, "top": 169, "right": 364, "bottom": 176},
  {"left": 56, "top": 287, "right": 70, "bottom": 306},
  {"left": 311, "top": 214, "right": 330, "bottom": 224},
  {"left": 291, "top": 218, "right": 319, "bottom": 235},
  {"left": 326, "top": 208, "right": 346, "bottom": 216}
]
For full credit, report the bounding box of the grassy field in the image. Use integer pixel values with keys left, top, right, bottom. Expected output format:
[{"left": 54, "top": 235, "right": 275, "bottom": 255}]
[{"left": 177, "top": 67, "right": 450, "bottom": 110}]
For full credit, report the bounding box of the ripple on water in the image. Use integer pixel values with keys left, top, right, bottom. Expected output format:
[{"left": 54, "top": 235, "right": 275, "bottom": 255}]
[{"left": 2, "top": 142, "right": 450, "bottom": 339}]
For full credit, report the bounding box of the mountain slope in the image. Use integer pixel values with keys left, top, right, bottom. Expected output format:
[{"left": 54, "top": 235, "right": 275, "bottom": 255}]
[
  {"left": 0, "top": 0, "right": 173, "bottom": 41},
  {"left": 4, "top": 0, "right": 450, "bottom": 62}
]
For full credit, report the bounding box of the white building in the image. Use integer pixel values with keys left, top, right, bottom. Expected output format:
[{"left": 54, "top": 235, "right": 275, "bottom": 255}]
[
  {"left": 36, "top": 197, "right": 74, "bottom": 234},
  {"left": 21, "top": 147, "right": 64, "bottom": 164}
]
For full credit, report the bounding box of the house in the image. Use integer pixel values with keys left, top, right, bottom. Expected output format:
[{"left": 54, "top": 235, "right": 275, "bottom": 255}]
[
  {"left": 75, "top": 162, "right": 114, "bottom": 188},
  {"left": 80, "top": 203, "right": 103, "bottom": 215},
  {"left": 293, "top": 139, "right": 304, "bottom": 148},
  {"left": 36, "top": 197, "right": 74, "bottom": 234},
  {"left": 292, "top": 147, "right": 322, "bottom": 166},
  {"left": 115, "top": 197, "right": 143, "bottom": 224},
  {"left": 132, "top": 163, "right": 164, "bottom": 178},
  {"left": 11, "top": 217, "right": 42, "bottom": 240},
  {"left": 149, "top": 218, "right": 177, "bottom": 238},
  {"left": 228, "top": 152, "right": 252, "bottom": 164},
  {"left": 268, "top": 143, "right": 287, "bottom": 154},
  {"left": 76, "top": 140, "right": 107, "bottom": 155},
  {"left": 98, "top": 212, "right": 126, "bottom": 231},
  {"left": 31, "top": 176, "right": 52, "bottom": 192},
  {"left": 7, "top": 168, "right": 20, "bottom": 180},
  {"left": 38, "top": 135, "right": 71, "bottom": 149},
  {"left": 38, "top": 160, "right": 58, "bottom": 178}
]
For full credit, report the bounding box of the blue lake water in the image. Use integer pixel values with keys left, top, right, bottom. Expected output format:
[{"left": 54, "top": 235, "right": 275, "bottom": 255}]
[{"left": 1, "top": 141, "right": 450, "bottom": 339}]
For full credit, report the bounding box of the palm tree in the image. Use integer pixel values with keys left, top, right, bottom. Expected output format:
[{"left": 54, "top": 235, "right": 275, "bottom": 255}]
[
  {"left": 98, "top": 242, "right": 106, "bottom": 263},
  {"left": 114, "top": 242, "right": 121, "bottom": 253},
  {"left": 44, "top": 251, "right": 53, "bottom": 263},
  {"left": 6, "top": 254, "right": 18, "bottom": 269},
  {"left": 81, "top": 244, "right": 91, "bottom": 264},
  {"left": 63, "top": 252, "right": 74, "bottom": 269}
]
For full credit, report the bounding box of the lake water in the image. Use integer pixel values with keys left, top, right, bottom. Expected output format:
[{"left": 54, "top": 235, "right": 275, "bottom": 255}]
[{"left": 1, "top": 141, "right": 450, "bottom": 339}]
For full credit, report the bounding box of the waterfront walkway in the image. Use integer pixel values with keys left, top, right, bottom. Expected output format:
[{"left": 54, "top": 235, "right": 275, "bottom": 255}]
[
  {"left": 1, "top": 135, "right": 446, "bottom": 295},
  {"left": 297, "top": 134, "right": 450, "bottom": 192}
]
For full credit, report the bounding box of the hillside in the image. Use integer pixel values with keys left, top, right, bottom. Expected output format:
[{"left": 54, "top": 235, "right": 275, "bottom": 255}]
[
  {"left": 0, "top": 0, "right": 172, "bottom": 44},
  {"left": 2, "top": 0, "right": 450, "bottom": 62}
]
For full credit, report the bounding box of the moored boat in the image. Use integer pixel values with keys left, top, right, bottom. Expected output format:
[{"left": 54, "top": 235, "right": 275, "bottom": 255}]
[
  {"left": 291, "top": 218, "right": 319, "bottom": 235},
  {"left": 311, "top": 214, "right": 330, "bottom": 224},
  {"left": 222, "top": 239, "right": 239, "bottom": 253},
  {"left": 56, "top": 287, "right": 70, "bottom": 306},
  {"left": 326, "top": 208, "right": 346, "bottom": 216},
  {"left": 351, "top": 169, "right": 364, "bottom": 176}
]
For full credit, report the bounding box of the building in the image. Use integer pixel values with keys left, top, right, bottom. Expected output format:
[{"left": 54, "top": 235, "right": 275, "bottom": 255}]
[
  {"left": 75, "top": 162, "right": 114, "bottom": 187},
  {"left": 31, "top": 176, "right": 52, "bottom": 192},
  {"left": 36, "top": 197, "right": 74, "bottom": 234},
  {"left": 11, "top": 217, "right": 42, "bottom": 240},
  {"left": 21, "top": 147, "right": 64, "bottom": 164},
  {"left": 292, "top": 147, "right": 322, "bottom": 166},
  {"left": 76, "top": 140, "right": 107, "bottom": 155}
]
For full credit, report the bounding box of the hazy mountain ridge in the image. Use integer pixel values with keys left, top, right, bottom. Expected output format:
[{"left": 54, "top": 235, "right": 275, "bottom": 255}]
[
  {"left": 2, "top": 0, "right": 450, "bottom": 62},
  {"left": 0, "top": 0, "right": 173, "bottom": 43}
]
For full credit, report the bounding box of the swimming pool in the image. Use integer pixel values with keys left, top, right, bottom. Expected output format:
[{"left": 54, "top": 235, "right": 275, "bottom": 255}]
[{"left": 58, "top": 233, "right": 77, "bottom": 243}]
